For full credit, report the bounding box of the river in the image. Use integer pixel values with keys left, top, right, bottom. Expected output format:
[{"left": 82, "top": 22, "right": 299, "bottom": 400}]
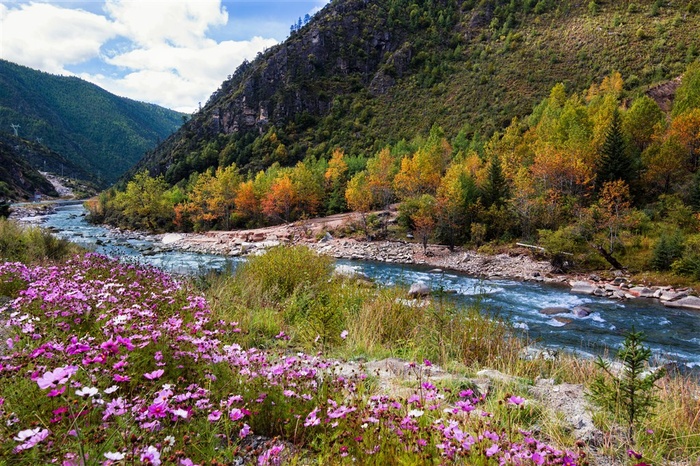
[{"left": 35, "top": 202, "right": 700, "bottom": 370}]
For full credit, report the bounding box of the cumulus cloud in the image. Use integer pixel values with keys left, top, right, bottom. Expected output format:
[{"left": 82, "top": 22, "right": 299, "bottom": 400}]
[
  {"left": 1, "top": 2, "right": 117, "bottom": 74},
  {"left": 0, "top": 0, "right": 279, "bottom": 111}
]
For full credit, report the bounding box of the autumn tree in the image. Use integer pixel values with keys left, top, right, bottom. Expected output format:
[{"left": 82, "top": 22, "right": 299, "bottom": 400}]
[
  {"left": 412, "top": 194, "right": 437, "bottom": 253},
  {"left": 592, "top": 180, "right": 632, "bottom": 269},
  {"left": 114, "top": 171, "right": 173, "bottom": 231},
  {"left": 669, "top": 108, "right": 700, "bottom": 172},
  {"left": 234, "top": 180, "right": 261, "bottom": 226},
  {"left": 623, "top": 95, "right": 665, "bottom": 153},
  {"left": 345, "top": 171, "right": 373, "bottom": 239},
  {"left": 262, "top": 174, "right": 297, "bottom": 223},
  {"left": 435, "top": 161, "right": 480, "bottom": 249},
  {"left": 324, "top": 148, "right": 349, "bottom": 214},
  {"left": 367, "top": 148, "right": 398, "bottom": 236},
  {"left": 291, "top": 161, "right": 323, "bottom": 219}
]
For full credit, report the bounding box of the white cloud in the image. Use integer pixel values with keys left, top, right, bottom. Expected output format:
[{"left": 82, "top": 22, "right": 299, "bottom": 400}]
[
  {"left": 1, "top": 2, "right": 117, "bottom": 73},
  {"left": 0, "top": 0, "right": 279, "bottom": 112},
  {"left": 86, "top": 35, "right": 277, "bottom": 112},
  {"left": 104, "top": 0, "right": 228, "bottom": 48}
]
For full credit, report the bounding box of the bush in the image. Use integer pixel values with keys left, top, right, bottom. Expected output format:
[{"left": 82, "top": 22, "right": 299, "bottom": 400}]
[{"left": 235, "top": 245, "right": 333, "bottom": 302}]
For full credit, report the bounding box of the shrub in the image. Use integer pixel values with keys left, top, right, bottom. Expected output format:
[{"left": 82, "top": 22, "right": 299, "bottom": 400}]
[{"left": 234, "top": 245, "right": 333, "bottom": 302}]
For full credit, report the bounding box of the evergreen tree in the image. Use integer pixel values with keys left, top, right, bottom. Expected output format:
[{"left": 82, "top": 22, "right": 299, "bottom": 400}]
[
  {"left": 597, "top": 109, "right": 632, "bottom": 190},
  {"left": 588, "top": 330, "right": 665, "bottom": 442},
  {"left": 483, "top": 155, "right": 509, "bottom": 207},
  {"left": 690, "top": 171, "right": 700, "bottom": 213}
]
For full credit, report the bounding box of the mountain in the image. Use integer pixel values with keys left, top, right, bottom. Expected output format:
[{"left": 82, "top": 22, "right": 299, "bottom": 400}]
[
  {"left": 0, "top": 59, "right": 184, "bottom": 185},
  {"left": 0, "top": 135, "right": 58, "bottom": 200},
  {"left": 0, "top": 133, "right": 105, "bottom": 201},
  {"left": 130, "top": 0, "right": 699, "bottom": 185}
]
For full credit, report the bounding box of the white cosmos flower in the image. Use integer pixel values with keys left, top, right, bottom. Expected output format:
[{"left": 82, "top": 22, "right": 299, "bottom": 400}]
[{"left": 104, "top": 451, "right": 125, "bottom": 460}]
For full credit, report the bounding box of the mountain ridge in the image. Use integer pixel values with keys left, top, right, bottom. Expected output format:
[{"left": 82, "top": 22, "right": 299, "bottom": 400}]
[{"left": 0, "top": 59, "right": 184, "bottom": 185}]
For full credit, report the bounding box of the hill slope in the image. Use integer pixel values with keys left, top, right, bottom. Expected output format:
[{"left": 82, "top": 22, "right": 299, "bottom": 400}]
[
  {"left": 0, "top": 137, "right": 57, "bottom": 200},
  {"left": 0, "top": 60, "right": 184, "bottom": 184},
  {"left": 131, "top": 0, "right": 699, "bottom": 184}
]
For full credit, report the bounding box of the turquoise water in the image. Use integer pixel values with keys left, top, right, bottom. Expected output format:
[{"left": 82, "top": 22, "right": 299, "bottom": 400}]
[{"left": 42, "top": 203, "right": 700, "bottom": 370}]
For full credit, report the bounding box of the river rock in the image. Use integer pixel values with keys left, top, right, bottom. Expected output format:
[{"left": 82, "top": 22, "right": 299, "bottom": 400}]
[
  {"left": 553, "top": 316, "right": 573, "bottom": 325},
  {"left": 333, "top": 265, "right": 368, "bottom": 280},
  {"left": 663, "top": 296, "right": 700, "bottom": 311},
  {"left": 319, "top": 232, "right": 333, "bottom": 243},
  {"left": 539, "top": 307, "right": 570, "bottom": 316},
  {"left": 658, "top": 290, "right": 688, "bottom": 302},
  {"left": 570, "top": 281, "right": 597, "bottom": 295},
  {"left": 162, "top": 233, "right": 183, "bottom": 245},
  {"left": 572, "top": 306, "right": 591, "bottom": 317},
  {"left": 408, "top": 281, "right": 430, "bottom": 297},
  {"left": 627, "top": 286, "right": 655, "bottom": 298}
]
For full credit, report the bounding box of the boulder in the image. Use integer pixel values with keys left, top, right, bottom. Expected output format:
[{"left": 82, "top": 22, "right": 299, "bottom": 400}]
[
  {"left": 570, "top": 281, "right": 597, "bottom": 295},
  {"left": 659, "top": 291, "right": 688, "bottom": 302},
  {"left": 553, "top": 316, "right": 573, "bottom": 325},
  {"left": 333, "top": 265, "right": 368, "bottom": 280},
  {"left": 572, "top": 306, "right": 591, "bottom": 318},
  {"left": 663, "top": 296, "right": 700, "bottom": 311},
  {"left": 627, "top": 286, "right": 655, "bottom": 298},
  {"left": 408, "top": 281, "right": 430, "bottom": 298},
  {"left": 539, "top": 307, "right": 570, "bottom": 316}
]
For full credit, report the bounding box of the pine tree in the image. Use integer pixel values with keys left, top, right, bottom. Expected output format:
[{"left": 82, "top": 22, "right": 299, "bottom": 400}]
[
  {"left": 690, "top": 171, "right": 700, "bottom": 213},
  {"left": 597, "top": 109, "right": 632, "bottom": 190},
  {"left": 483, "top": 155, "right": 509, "bottom": 207}
]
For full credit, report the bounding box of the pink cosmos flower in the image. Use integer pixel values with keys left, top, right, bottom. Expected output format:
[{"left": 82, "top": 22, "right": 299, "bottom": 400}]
[
  {"left": 340, "top": 330, "right": 348, "bottom": 339},
  {"left": 485, "top": 443, "right": 500, "bottom": 457},
  {"left": 13, "top": 427, "right": 49, "bottom": 452},
  {"left": 47, "top": 385, "right": 66, "bottom": 397},
  {"left": 144, "top": 369, "right": 164, "bottom": 380},
  {"left": 239, "top": 423, "right": 251, "bottom": 438},
  {"left": 36, "top": 365, "right": 78, "bottom": 390},
  {"left": 140, "top": 445, "right": 161, "bottom": 466},
  {"left": 507, "top": 395, "right": 525, "bottom": 406},
  {"left": 304, "top": 408, "right": 320, "bottom": 427},
  {"left": 229, "top": 408, "right": 245, "bottom": 421},
  {"left": 208, "top": 410, "right": 222, "bottom": 422}
]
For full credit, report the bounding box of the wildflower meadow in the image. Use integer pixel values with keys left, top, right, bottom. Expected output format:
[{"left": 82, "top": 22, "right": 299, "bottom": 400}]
[{"left": 0, "top": 253, "right": 584, "bottom": 464}]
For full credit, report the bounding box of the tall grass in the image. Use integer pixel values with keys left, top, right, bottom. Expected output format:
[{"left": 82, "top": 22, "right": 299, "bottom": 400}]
[{"left": 0, "top": 218, "right": 80, "bottom": 264}]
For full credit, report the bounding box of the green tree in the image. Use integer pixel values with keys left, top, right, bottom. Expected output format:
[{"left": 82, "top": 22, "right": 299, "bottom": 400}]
[
  {"left": 672, "top": 61, "right": 700, "bottom": 118},
  {"left": 482, "top": 154, "right": 509, "bottom": 208},
  {"left": 597, "top": 109, "right": 632, "bottom": 190},
  {"left": 588, "top": 330, "right": 665, "bottom": 442}
]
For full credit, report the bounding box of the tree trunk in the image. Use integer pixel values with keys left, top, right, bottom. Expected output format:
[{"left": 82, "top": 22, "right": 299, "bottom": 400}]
[{"left": 591, "top": 243, "right": 625, "bottom": 270}]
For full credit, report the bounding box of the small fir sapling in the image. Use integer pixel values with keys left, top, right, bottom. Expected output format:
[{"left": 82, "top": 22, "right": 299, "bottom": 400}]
[{"left": 588, "top": 330, "right": 665, "bottom": 441}]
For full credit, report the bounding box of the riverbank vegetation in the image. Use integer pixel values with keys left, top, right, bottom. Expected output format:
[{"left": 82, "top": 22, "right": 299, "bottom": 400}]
[
  {"left": 0, "top": 218, "right": 80, "bottom": 263},
  {"left": 2, "top": 245, "right": 699, "bottom": 464},
  {"left": 89, "top": 63, "right": 700, "bottom": 283}
]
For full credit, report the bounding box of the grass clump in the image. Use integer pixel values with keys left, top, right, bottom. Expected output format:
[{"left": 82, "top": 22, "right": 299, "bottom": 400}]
[{"left": 0, "top": 218, "right": 80, "bottom": 264}]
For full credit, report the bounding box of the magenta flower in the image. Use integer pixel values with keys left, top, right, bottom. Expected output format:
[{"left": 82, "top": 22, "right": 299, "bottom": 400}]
[
  {"left": 208, "top": 410, "right": 222, "bottom": 422},
  {"left": 304, "top": 408, "right": 320, "bottom": 427},
  {"left": 239, "top": 423, "right": 251, "bottom": 438},
  {"left": 485, "top": 443, "right": 500, "bottom": 457},
  {"left": 47, "top": 385, "right": 66, "bottom": 397},
  {"left": 229, "top": 408, "right": 245, "bottom": 421},
  {"left": 507, "top": 395, "right": 525, "bottom": 406},
  {"left": 143, "top": 369, "right": 164, "bottom": 380}
]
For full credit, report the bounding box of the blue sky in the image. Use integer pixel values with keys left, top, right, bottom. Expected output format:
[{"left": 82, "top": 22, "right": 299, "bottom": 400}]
[{"left": 0, "top": 0, "right": 329, "bottom": 112}]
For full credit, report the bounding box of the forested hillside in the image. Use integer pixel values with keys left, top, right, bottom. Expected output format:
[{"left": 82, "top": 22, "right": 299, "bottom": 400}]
[
  {"left": 0, "top": 60, "right": 184, "bottom": 184},
  {"left": 130, "top": 0, "right": 699, "bottom": 184},
  {"left": 94, "top": 0, "right": 700, "bottom": 279}
]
